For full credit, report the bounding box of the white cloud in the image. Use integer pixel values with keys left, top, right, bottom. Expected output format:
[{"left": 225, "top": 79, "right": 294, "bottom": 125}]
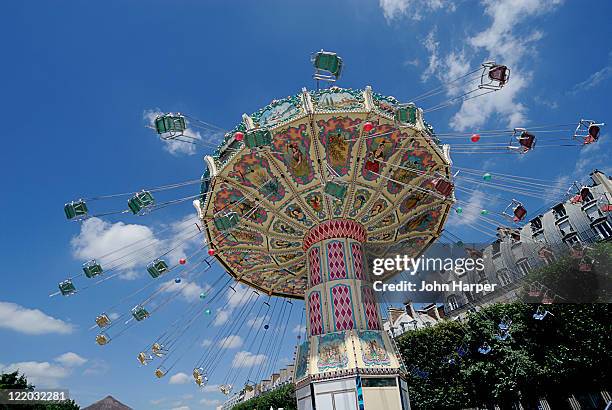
[
  {"left": 171, "top": 406, "right": 190, "bottom": 410},
  {"left": 200, "top": 384, "right": 220, "bottom": 393},
  {"left": 292, "top": 324, "right": 306, "bottom": 335},
  {"left": 54, "top": 352, "right": 87, "bottom": 367},
  {"left": 571, "top": 52, "right": 612, "bottom": 94},
  {"left": 421, "top": 29, "right": 440, "bottom": 81},
  {"left": 448, "top": 189, "right": 487, "bottom": 227},
  {"left": 0, "top": 302, "right": 74, "bottom": 335},
  {"left": 160, "top": 279, "right": 209, "bottom": 302},
  {"left": 227, "top": 284, "right": 253, "bottom": 308},
  {"left": 1, "top": 361, "right": 70, "bottom": 388},
  {"left": 200, "top": 398, "right": 221, "bottom": 406},
  {"left": 169, "top": 372, "right": 191, "bottom": 385},
  {"left": 379, "top": 0, "right": 453, "bottom": 21},
  {"left": 201, "top": 339, "right": 212, "bottom": 347},
  {"left": 218, "top": 335, "right": 243, "bottom": 349},
  {"left": 71, "top": 218, "right": 161, "bottom": 280},
  {"left": 213, "top": 309, "right": 230, "bottom": 326},
  {"left": 247, "top": 316, "right": 265, "bottom": 328},
  {"left": 82, "top": 359, "right": 109, "bottom": 376},
  {"left": 231, "top": 351, "right": 266, "bottom": 368}
]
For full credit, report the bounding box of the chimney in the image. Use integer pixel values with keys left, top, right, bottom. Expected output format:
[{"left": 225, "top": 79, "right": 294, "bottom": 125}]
[
  {"left": 387, "top": 307, "right": 404, "bottom": 324},
  {"left": 404, "top": 300, "right": 417, "bottom": 318},
  {"left": 591, "top": 170, "right": 612, "bottom": 197},
  {"left": 436, "top": 304, "right": 445, "bottom": 319}
]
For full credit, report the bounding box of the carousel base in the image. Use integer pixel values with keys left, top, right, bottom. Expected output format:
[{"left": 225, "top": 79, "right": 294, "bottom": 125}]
[{"left": 296, "top": 374, "right": 410, "bottom": 410}]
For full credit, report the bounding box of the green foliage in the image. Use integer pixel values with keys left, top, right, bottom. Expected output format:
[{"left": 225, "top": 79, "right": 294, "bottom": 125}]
[
  {"left": 397, "top": 303, "right": 612, "bottom": 409},
  {"left": 521, "top": 241, "right": 612, "bottom": 303},
  {"left": 0, "top": 371, "right": 80, "bottom": 410},
  {"left": 232, "top": 383, "right": 296, "bottom": 410}
]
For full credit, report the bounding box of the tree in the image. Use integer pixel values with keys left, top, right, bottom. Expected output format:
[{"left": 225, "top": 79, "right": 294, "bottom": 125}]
[
  {"left": 232, "top": 384, "right": 296, "bottom": 410},
  {"left": 397, "top": 303, "right": 612, "bottom": 409},
  {"left": 0, "top": 371, "right": 80, "bottom": 410}
]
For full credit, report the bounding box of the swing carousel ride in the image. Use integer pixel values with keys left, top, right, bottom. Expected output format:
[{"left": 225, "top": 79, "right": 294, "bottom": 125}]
[{"left": 56, "top": 51, "right": 605, "bottom": 399}]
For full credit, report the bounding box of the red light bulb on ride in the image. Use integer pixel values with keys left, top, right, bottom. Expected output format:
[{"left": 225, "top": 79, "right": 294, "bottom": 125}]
[
  {"left": 234, "top": 132, "right": 244, "bottom": 141},
  {"left": 363, "top": 122, "right": 374, "bottom": 132},
  {"left": 179, "top": 258, "right": 186, "bottom": 265},
  {"left": 208, "top": 249, "right": 215, "bottom": 256},
  {"left": 471, "top": 134, "right": 480, "bottom": 143}
]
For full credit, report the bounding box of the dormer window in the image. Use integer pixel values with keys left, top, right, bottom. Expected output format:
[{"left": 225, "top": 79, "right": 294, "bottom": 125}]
[
  {"left": 580, "top": 187, "right": 594, "bottom": 202},
  {"left": 553, "top": 204, "right": 567, "bottom": 219},
  {"left": 530, "top": 217, "right": 543, "bottom": 231}
]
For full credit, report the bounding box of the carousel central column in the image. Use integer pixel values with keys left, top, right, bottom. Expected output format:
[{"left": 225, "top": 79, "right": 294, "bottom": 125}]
[{"left": 294, "top": 219, "right": 409, "bottom": 410}]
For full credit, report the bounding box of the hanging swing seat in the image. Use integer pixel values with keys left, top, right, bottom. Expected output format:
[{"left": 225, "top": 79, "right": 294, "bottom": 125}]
[
  {"left": 58, "top": 279, "right": 77, "bottom": 296},
  {"left": 154, "top": 114, "right": 186, "bottom": 139},
  {"left": 478, "top": 343, "right": 492, "bottom": 355},
  {"left": 533, "top": 306, "right": 552, "bottom": 320},
  {"left": 131, "top": 305, "right": 150, "bottom": 321},
  {"left": 480, "top": 62, "right": 510, "bottom": 90},
  {"left": 154, "top": 367, "right": 166, "bottom": 378},
  {"left": 244, "top": 128, "right": 272, "bottom": 149},
  {"left": 64, "top": 200, "right": 88, "bottom": 221},
  {"left": 147, "top": 259, "right": 169, "bottom": 278},
  {"left": 220, "top": 384, "right": 233, "bottom": 395},
  {"left": 82, "top": 259, "right": 103, "bottom": 278},
  {"left": 324, "top": 181, "right": 347, "bottom": 201},
  {"left": 95, "top": 313, "right": 111, "bottom": 328},
  {"left": 394, "top": 104, "right": 417, "bottom": 125},
  {"left": 95, "top": 333, "right": 110, "bottom": 345},
  {"left": 152, "top": 343, "right": 166, "bottom": 357},
  {"left": 128, "top": 190, "right": 155, "bottom": 215},
  {"left": 433, "top": 178, "right": 454, "bottom": 196},
  {"left": 573, "top": 119, "right": 604, "bottom": 144},
  {"left": 214, "top": 212, "right": 239, "bottom": 231},
  {"left": 137, "top": 352, "right": 152, "bottom": 365},
  {"left": 312, "top": 50, "right": 343, "bottom": 81}
]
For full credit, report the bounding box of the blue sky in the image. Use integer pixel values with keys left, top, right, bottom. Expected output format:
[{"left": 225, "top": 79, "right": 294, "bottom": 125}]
[{"left": 0, "top": 1, "right": 611, "bottom": 409}]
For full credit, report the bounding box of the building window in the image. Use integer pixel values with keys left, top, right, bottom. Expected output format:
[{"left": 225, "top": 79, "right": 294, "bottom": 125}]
[
  {"left": 516, "top": 259, "right": 531, "bottom": 276},
  {"left": 530, "top": 217, "right": 542, "bottom": 231},
  {"left": 492, "top": 241, "right": 501, "bottom": 257},
  {"left": 553, "top": 204, "right": 567, "bottom": 220},
  {"left": 564, "top": 235, "right": 580, "bottom": 246},
  {"left": 584, "top": 204, "right": 603, "bottom": 221},
  {"left": 558, "top": 219, "right": 574, "bottom": 237},
  {"left": 593, "top": 220, "right": 612, "bottom": 240},
  {"left": 464, "top": 291, "right": 474, "bottom": 302},
  {"left": 447, "top": 295, "right": 459, "bottom": 311},
  {"left": 497, "top": 269, "right": 512, "bottom": 286}
]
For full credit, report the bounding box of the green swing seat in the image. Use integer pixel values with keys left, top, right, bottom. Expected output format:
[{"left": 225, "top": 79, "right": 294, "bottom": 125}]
[
  {"left": 244, "top": 128, "right": 272, "bottom": 149},
  {"left": 313, "top": 51, "right": 343, "bottom": 80},
  {"left": 58, "top": 279, "right": 77, "bottom": 296},
  {"left": 128, "top": 191, "right": 155, "bottom": 215},
  {"left": 324, "top": 181, "right": 347, "bottom": 201},
  {"left": 154, "top": 114, "right": 186, "bottom": 138},
  {"left": 131, "top": 305, "right": 150, "bottom": 321},
  {"left": 394, "top": 104, "right": 417, "bottom": 125},
  {"left": 82, "top": 260, "right": 103, "bottom": 278},
  {"left": 147, "top": 259, "right": 169, "bottom": 278},
  {"left": 64, "top": 200, "right": 88, "bottom": 221},
  {"left": 214, "top": 212, "right": 239, "bottom": 231}
]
